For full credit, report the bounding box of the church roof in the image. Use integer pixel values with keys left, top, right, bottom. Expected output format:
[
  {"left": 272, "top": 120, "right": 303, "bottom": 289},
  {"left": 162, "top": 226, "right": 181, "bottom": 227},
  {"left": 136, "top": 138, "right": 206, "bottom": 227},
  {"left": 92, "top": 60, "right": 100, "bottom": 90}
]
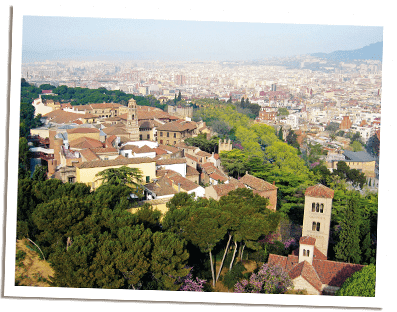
[
  {"left": 239, "top": 173, "right": 277, "bottom": 191},
  {"left": 305, "top": 184, "right": 334, "bottom": 198}
]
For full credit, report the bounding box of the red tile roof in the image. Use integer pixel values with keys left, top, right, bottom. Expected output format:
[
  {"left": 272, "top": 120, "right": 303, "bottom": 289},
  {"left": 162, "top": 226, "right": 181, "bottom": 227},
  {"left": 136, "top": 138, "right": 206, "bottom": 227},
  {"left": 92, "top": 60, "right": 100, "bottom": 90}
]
[
  {"left": 239, "top": 173, "right": 277, "bottom": 191},
  {"left": 300, "top": 236, "right": 316, "bottom": 246},
  {"left": 305, "top": 184, "right": 334, "bottom": 199},
  {"left": 289, "top": 261, "right": 323, "bottom": 292}
]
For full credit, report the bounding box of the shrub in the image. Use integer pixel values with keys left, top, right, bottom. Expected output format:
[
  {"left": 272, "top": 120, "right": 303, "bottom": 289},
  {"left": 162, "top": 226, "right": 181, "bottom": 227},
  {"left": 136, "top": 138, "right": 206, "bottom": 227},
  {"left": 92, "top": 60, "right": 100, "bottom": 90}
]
[
  {"left": 234, "top": 263, "right": 293, "bottom": 294},
  {"left": 336, "top": 264, "right": 376, "bottom": 297},
  {"left": 222, "top": 262, "right": 246, "bottom": 290}
]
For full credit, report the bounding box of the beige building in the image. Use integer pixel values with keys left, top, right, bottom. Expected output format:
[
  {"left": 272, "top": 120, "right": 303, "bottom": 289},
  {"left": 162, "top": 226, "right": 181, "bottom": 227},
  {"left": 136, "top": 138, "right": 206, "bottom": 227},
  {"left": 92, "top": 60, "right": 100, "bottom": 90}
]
[
  {"left": 75, "top": 157, "right": 156, "bottom": 190},
  {"left": 301, "top": 184, "right": 334, "bottom": 257},
  {"left": 156, "top": 120, "right": 198, "bottom": 146},
  {"left": 329, "top": 150, "right": 376, "bottom": 179}
]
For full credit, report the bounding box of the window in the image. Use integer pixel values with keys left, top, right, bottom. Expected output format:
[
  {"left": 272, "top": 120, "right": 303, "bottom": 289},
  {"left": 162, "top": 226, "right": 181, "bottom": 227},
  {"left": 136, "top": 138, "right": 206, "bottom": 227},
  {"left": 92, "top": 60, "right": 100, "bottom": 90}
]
[
  {"left": 312, "top": 222, "right": 316, "bottom": 231},
  {"left": 139, "top": 134, "right": 142, "bottom": 140},
  {"left": 307, "top": 250, "right": 310, "bottom": 257},
  {"left": 160, "top": 140, "right": 163, "bottom": 144},
  {"left": 320, "top": 204, "right": 324, "bottom": 213},
  {"left": 174, "top": 141, "right": 176, "bottom": 145},
  {"left": 146, "top": 176, "right": 150, "bottom": 183},
  {"left": 160, "top": 132, "right": 163, "bottom": 137},
  {"left": 147, "top": 134, "right": 150, "bottom": 139},
  {"left": 167, "top": 132, "right": 170, "bottom": 137},
  {"left": 68, "top": 177, "right": 74, "bottom": 183},
  {"left": 317, "top": 222, "right": 320, "bottom": 231},
  {"left": 312, "top": 203, "right": 315, "bottom": 212},
  {"left": 303, "top": 249, "right": 306, "bottom": 256},
  {"left": 174, "top": 133, "right": 176, "bottom": 138},
  {"left": 316, "top": 203, "right": 319, "bottom": 212}
]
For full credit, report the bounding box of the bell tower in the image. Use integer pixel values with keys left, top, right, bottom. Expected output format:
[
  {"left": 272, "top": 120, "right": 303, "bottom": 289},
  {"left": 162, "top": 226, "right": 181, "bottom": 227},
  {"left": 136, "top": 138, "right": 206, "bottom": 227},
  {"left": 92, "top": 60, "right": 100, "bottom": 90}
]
[
  {"left": 126, "top": 98, "right": 139, "bottom": 141},
  {"left": 302, "top": 184, "right": 334, "bottom": 257}
]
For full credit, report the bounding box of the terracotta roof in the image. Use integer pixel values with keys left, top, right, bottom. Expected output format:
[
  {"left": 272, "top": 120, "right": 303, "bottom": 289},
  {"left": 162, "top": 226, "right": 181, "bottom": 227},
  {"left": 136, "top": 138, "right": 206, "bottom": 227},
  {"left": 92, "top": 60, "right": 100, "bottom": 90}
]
[
  {"left": 156, "top": 158, "right": 186, "bottom": 166},
  {"left": 300, "top": 236, "right": 316, "bottom": 246},
  {"left": 157, "top": 144, "right": 180, "bottom": 154},
  {"left": 42, "top": 110, "right": 84, "bottom": 124},
  {"left": 145, "top": 175, "right": 177, "bottom": 197},
  {"left": 312, "top": 259, "right": 364, "bottom": 287},
  {"left": 289, "top": 261, "right": 323, "bottom": 292},
  {"left": 168, "top": 174, "right": 200, "bottom": 192},
  {"left": 156, "top": 169, "right": 181, "bottom": 178},
  {"left": 186, "top": 166, "right": 200, "bottom": 176},
  {"left": 102, "top": 126, "right": 128, "bottom": 136},
  {"left": 136, "top": 145, "right": 155, "bottom": 154},
  {"left": 305, "top": 184, "right": 334, "bottom": 199},
  {"left": 153, "top": 147, "right": 168, "bottom": 156},
  {"left": 210, "top": 173, "right": 228, "bottom": 182},
  {"left": 75, "top": 157, "right": 154, "bottom": 169},
  {"left": 212, "top": 182, "right": 245, "bottom": 197},
  {"left": 195, "top": 150, "right": 212, "bottom": 157},
  {"left": 89, "top": 147, "right": 118, "bottom": 154},
  {"left": 66, "top": 127, "right": 100, "bottom": 134},
  {"left": 239, "top": 173, "right": 277, "bottom": 191},
  {"left": 79, "top": 148, "right": 100, "bottom": 162},
  {"left": 185, "top": 153, "right": 199, "bottom": 163},
  {"left": 69, "top": 137, "right": 104, "bottom": 149},
  {"left": 156, "top": 120, "right": 197, "bottom": 132}
]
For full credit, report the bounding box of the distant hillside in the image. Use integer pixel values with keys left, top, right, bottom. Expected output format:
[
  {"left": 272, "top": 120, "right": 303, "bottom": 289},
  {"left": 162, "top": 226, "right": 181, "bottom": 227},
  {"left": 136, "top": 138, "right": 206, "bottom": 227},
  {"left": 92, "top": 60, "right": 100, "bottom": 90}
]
[{"left": 312, "top": 41, "right": 383, "bottom": 62}]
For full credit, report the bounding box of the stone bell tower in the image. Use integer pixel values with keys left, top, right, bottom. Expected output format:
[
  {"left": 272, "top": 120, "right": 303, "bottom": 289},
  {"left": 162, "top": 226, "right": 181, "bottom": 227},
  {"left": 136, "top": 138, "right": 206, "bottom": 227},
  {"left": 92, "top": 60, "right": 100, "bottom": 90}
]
[
  {"left": 301, "top": 184, "right": 334, "bottom": 257},
  {"left": 126, "top": 98, "right": 139, "bottom": 141}
]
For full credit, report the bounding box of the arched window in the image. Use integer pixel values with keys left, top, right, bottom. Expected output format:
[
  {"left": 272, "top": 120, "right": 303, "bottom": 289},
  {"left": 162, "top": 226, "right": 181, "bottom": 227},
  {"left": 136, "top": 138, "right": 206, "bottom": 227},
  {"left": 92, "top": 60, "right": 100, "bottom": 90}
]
[
  {"left": 317, "top": 222, "right": 321, "bottom": 231},
  {"left": 303, "top": 249, "right": 306, "bottom": 256},
  {"left": 312, "top": 222, "right": 316, "bottom": 231},
  {"left": 316, "top": 203, "right": 319, "bottom": 212},
  {"left": 312, "top": 203, "right": 315, "bottom": 212},
  {"left": 307, "top": 250, "right": 310, "bottom": 257},
  {"left": 320, "top": 204, "right": 324, "bottom": 213}
]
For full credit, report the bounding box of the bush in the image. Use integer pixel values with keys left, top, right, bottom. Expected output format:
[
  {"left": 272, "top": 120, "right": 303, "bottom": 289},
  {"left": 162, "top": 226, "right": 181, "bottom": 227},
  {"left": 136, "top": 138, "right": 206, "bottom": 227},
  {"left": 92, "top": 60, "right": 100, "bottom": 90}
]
[
  {"left": 221, "top": 262, "right": 246, "bottom": 290},
  {"left": 234, "top": 263, "right": 293, "bottom": 294},
  {"left": 336, "top": 264, "right": 376, "bottom": 297}
]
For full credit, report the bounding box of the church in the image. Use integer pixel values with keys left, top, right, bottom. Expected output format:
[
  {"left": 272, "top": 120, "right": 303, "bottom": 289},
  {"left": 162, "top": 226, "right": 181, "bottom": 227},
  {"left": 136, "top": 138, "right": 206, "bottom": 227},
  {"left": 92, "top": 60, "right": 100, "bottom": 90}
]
[{"left": 268, "top": 184, "right": 365, "bottom": 295}]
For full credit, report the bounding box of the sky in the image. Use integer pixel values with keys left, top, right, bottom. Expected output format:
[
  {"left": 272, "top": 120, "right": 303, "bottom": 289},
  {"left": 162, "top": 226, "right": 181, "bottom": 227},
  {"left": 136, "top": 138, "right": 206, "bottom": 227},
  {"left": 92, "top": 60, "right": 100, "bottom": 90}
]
[{"left": 22, "top": 16, "right": 383, "bottom": 62}]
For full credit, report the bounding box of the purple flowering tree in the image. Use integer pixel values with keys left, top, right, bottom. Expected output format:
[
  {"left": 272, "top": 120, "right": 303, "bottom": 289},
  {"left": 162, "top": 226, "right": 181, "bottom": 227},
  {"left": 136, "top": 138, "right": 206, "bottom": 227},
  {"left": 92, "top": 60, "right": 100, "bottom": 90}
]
[
  {"left": 176, "top": 267, "right": 206, "bottom": 292},
  {"left": 234, "top": 264, "right": 293, "bottom": 294}
]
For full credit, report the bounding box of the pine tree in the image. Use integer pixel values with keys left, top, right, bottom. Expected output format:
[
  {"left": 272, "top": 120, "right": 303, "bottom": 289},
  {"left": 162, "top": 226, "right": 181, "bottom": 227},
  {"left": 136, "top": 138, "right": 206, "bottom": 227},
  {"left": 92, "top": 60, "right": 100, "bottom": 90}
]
[{"left": 334, "top": 193, "right": 362, "bottom": 263}]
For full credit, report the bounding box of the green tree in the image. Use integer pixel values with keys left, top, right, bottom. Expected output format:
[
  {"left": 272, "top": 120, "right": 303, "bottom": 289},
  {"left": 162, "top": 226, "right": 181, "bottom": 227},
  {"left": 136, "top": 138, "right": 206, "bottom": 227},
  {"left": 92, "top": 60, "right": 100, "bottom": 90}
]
[
  {"left": 278, "top": 126, "right": 283, "bottom": 141},
  {"left": 32, "top": 164, "right": 47, "bottom": 181},
  {"left": 350, "top": 140, "right": 364, "bottom": 152},
  {"left": 95, "top": 166, "right": 143, "bottom": 197},
  {"left": 336, "top": 264, "right": 376, "bottom": 297},
  {"left": 32, "top": 196, "right": 94, "bottom": 257},
  {"left": 18, "top": 137, "right": 31, "bottom": 179},
  {"left": 334, "top": 193, "right": 362, "bottom": 263},
  {"left": 150, "top": 231, "right": 190, "bottom": 290}
]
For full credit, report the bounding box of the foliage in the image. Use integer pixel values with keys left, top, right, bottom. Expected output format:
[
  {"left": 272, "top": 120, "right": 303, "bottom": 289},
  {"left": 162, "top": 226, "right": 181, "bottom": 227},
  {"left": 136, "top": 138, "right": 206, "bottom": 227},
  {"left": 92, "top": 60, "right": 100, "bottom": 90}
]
[
  {"left": 19, "top": 102, "right": 42, "bottom": 138},
  {"left": 350, "top": 140, "right": 364, "bottom": 152},
  {"left": 184, "top": 133, "right": 219, "bottom": 153},
  {"left": 178, "top": 269, "right": 207, "bottom": 291},
  {"left": 334, "top": 193, "right": 362, "bottom": 263},
  {"left": 336, "top": 264, "right": 376, "bottom": 297},
  {"left": 277, "top": 108, "right": 289, "bottom": 116},
  {"left": 32, "top": 164, "right": 47, "bottom": 181},
  {"left": 95, "top": 166, "right": 144, "bottom": 198},
  {"left": 234, "top": 263, "right": 293, "bottom": 294},
  {"left": 286, "top": 129, "right": 300, "bottom": 150},
  {"left": 18, "top": 137, "right": 31, "bottom": 179},
  {"left": 221, "top": 262, "right": 246, "bottom": 290}
]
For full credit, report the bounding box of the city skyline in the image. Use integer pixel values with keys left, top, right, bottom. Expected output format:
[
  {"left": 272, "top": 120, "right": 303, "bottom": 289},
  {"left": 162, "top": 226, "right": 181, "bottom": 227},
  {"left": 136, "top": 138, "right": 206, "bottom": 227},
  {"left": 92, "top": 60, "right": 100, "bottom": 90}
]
[{"left": 22, "top": 16, "right": 383, "bottom": 63}]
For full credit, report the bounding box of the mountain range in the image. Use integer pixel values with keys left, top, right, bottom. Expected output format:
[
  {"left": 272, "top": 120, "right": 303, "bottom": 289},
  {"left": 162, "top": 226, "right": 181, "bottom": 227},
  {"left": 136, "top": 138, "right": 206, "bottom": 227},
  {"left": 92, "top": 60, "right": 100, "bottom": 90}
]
[{"left": 311, "top": 41, "right": 383, "bottom": 62}]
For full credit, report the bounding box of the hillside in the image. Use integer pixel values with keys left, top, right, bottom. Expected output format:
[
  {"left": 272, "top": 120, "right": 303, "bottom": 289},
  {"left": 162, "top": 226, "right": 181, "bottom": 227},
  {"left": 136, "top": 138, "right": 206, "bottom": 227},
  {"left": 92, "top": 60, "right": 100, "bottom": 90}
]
[
  {"left": 311, "top": 41, "right": 383, "bottom": 61},
  {"left": 15, "top": 239, "right": 54, "bottom": 287}
]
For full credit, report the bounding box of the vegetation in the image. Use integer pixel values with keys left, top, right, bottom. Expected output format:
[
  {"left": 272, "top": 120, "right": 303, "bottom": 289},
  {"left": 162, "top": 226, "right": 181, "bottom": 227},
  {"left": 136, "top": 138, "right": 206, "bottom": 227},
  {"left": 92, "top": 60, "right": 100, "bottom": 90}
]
[{"left": 336, "top": 264, "right": 376, "bottom": 297}]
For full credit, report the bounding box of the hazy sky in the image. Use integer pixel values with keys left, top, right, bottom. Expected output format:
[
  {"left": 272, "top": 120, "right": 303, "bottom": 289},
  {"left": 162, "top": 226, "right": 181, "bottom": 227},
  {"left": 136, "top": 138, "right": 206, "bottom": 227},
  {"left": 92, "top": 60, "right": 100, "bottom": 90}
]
[{"left": 22, "top": 16, "right": 383, "bottom": 62}]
